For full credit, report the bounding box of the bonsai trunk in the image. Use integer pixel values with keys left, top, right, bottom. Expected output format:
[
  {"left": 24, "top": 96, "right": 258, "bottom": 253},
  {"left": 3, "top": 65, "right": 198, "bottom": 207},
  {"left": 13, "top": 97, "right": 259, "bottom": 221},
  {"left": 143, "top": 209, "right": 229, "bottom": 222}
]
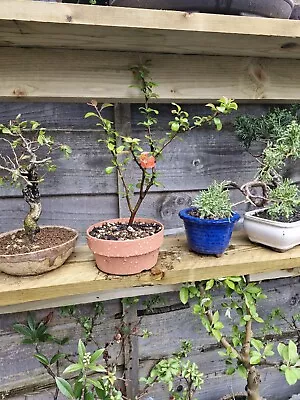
[
  {"left": 246, "top": 366, "right": 261, "bottom": 400},
  {"left": 22, "top": 167, "right": 42, "bottom": 241}
]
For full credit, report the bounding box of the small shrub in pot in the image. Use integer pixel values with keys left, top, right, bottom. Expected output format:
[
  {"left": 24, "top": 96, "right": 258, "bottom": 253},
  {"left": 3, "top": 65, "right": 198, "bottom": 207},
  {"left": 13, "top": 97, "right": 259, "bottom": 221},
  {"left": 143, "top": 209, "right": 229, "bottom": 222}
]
[
  {"left": 179, "top": 181, "right": 240, "bottom": 256},
  {"left": 85, "top": 65, "right": 238, "bottom": 275}
]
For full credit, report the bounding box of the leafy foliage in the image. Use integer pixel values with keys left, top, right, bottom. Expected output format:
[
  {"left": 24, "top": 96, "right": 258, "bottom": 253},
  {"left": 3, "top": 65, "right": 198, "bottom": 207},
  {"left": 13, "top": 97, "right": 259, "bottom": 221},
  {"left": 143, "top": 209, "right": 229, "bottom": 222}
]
[
  {"left": 191, "top": 181, "right": 233, "bottom": 219},
  {"left": 180, "top": 277, "right": 300, "bottom": 399},
  {"left": 267, "top": 179, "right": 300, "bottom": 220},
  {"left": 140, "top": 341, "right": 203, "bottom": 400},
  {"left": 85, "top": 64, "right": 238, "bottom": 225},
  {"left": 234, "top": 106, "right": 299, "bottom": 149}
]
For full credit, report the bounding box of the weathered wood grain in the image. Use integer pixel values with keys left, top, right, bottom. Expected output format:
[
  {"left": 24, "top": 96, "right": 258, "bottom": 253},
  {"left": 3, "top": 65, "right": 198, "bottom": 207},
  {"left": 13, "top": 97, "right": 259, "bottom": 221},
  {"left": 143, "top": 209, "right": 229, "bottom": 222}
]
[
  {"left": 1, "top": 48, "right": 300, "bottom": 102},
  {"left": 2, "top": 1, "right": 300, "bottom": 60}
]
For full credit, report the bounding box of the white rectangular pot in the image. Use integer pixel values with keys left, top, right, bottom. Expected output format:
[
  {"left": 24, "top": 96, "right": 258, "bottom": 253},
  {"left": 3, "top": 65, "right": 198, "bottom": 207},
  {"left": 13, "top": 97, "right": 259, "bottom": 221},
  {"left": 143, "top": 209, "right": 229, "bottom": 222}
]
[{"left": 243, "top": 208, "right": 300, "bottom": 252}]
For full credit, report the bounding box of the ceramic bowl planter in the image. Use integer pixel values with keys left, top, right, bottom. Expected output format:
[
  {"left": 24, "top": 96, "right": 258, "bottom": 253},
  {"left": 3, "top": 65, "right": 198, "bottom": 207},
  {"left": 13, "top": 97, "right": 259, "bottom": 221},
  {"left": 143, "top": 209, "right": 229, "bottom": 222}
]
[
  {"left": 110, "top": 0, "right": 294, "bottom": 18},
  {"left": 179, "top": 208, "right": 240, "bottom": 256},
  {"left": 87, "top": 217, "right": 164, "bottom": 275},
  {"left": 244, "top": 208, "right": 300, "bottom": 252},
  {"left": 0, "top": 226, "right": 78, "bottom": 276}
]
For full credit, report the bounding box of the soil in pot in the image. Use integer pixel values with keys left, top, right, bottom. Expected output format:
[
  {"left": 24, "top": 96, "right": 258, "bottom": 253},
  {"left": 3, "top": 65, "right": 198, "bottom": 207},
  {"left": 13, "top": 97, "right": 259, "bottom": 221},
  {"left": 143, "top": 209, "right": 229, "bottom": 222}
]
[
  {"left": 0, "top": 226, "right": 78, "bottom": 276},
  {"left": 87, "top": 218, "right": 164, "bottom": 276},
  {"left": 0, "top": 227, "right": 76, "bottom": 256},
  {"left": 255, "top": 208, "right": 300, "bottom": 223},
  {"left": 89, "top": 221, "right": 162, "bottom": 241}
]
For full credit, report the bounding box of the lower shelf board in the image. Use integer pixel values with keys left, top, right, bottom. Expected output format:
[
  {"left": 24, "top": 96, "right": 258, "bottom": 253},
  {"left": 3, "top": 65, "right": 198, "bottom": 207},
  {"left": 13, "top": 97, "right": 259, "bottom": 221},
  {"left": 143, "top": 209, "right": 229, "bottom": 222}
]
[{"left": 1, "top": 232, "right": 300, "bottom": 313}]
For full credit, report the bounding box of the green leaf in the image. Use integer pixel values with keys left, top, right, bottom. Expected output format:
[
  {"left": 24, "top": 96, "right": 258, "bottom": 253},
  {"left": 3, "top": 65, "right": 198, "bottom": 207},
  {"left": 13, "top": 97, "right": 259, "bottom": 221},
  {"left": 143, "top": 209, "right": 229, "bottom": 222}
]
[
  {"left": 237, "top": 365, "right": 248, "bottom": 379},
  {"left": 78, "top": 340, "right": 86, "bottom": 360},
  {"left": 107, "top": 142, "right": 115, "bottom": 151},
  {"left": 226, "top": 366, "right": 235, "bottom": 375},
  {"left": 278, "top": 343, "right": 289, "bottom": 362},
  {"left": 225, "top": 279, "right": 235, "bottom": 290},
  {"left": 251, "top": 338, "right": 264, "bottom": 351},
  {"left": 288, "top": 340, "right": 299, "bottom": 364},
  {"left": 63, "top": 363, "right": 83, "bottom": 374},
  {"left": 84, "top": 392, "right": 95, "bottom": 400},
  {"left": 211, "top": 328, "right": 222, "bottom": 342},
  {"left": 34, "top": 353, "right": 49, "bottom": 366},
  {"left": 179, "top": 287, "right": 189, "bottom": 305},
  {"left": 55, "top": 377, "right": 75, "bottom": 399},
  {"left": 13, "top": 323, "right": 32, "bottom": 338},
  {"left": 84, "top": 112, "right": 98, "bottom": 119},
  {"left": 90, "top": 349, "right": 105, "bottom": 364},
  {"left": 105, "top": 166, "right": 115, "bottom": 175},
  {"left": 285, "top": 368, "right": 299, "bottom": 385},
  {"left": 205, "top": 279, "right": 215, "bottom": 291},
  {"left": 50, "top": 353, "right": 66, "bottom": 365},
  {"left": 250, "top": 352, "right": 261, "bottom": 365},
  {"left": 88, "top": 364, "right": 106, "bottom": 373},
  {"left": 213, "top": 117, "right": 222, "bottom": 131}
]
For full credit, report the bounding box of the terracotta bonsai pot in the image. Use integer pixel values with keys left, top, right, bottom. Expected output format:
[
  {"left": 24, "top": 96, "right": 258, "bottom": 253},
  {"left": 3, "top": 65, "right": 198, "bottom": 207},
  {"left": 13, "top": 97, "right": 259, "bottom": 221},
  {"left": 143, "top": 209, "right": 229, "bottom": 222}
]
[
  {"left": 0, "top": 226, "right": 78, "bottom": 276},
  {"left": 86, "top": 217, "right": 164, "bottom": 275},
  {"left": 110, "top": 0, "right": 294, "bottom": 18}
]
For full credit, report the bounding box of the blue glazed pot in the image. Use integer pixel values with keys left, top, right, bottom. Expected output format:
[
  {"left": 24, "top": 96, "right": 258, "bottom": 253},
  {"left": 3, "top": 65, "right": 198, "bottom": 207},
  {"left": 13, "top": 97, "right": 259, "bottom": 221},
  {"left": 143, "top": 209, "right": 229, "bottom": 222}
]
[{"left": 179, "top": 208, "right": 240, "bottom": 255}]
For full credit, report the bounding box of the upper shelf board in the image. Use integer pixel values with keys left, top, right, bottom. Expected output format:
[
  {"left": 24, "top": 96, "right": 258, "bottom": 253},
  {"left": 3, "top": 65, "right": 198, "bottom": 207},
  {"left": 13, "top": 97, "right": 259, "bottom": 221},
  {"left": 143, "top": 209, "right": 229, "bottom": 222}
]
[{"left": 1, "top": 1, "right": 300, "bottom": 59}]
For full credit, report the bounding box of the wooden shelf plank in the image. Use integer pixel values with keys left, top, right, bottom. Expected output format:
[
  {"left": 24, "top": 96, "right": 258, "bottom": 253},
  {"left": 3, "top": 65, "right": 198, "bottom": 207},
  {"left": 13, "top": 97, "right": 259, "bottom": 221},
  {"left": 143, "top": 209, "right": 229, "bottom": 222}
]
[
  {"left": 1, "top": 232, "right": 300, "bottom": 309},
  {"left": 1, "top": 48, "right": 300, "bottom": 102},
  {"left": 1, "top": 1, "right": 300, "bottom": 59}
]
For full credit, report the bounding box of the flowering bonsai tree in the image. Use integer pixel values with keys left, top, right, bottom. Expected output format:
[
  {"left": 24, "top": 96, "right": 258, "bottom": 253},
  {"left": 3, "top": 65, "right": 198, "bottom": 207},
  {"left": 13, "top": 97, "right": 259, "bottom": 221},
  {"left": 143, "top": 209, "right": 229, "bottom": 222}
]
[
  {"left": 180, "top": 277, "right": 300, "bottom": 400},
  {"left": 0, "top": 116, "right": 71, "bottom": 240},
  {"left": 85, "top": 65, "right": 238, "bottom": 227}
]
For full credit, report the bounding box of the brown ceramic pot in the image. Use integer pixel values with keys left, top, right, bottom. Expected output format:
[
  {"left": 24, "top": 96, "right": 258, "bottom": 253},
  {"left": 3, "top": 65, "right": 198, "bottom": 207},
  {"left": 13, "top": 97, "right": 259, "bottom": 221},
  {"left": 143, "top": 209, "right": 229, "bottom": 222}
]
[
  {"left": 86, "top": 217, "right": 164, "bottom": 275},
  {"left": 0, "top": 226, "right": 78, "bottom": 276}
]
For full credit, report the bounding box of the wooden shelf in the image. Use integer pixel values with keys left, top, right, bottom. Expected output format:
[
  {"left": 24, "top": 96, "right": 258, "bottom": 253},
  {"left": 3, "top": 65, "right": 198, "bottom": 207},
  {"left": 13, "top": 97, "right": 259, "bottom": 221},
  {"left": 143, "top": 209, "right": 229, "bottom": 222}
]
[
  {"left": 2, "top": 1, "right": 300, "bottom": 58},
  {"left": 0, "top": 1, "right": 300, "bottom": 102},
  {"left": 1, "top": 232, "right": 300, "bottom": 312}
]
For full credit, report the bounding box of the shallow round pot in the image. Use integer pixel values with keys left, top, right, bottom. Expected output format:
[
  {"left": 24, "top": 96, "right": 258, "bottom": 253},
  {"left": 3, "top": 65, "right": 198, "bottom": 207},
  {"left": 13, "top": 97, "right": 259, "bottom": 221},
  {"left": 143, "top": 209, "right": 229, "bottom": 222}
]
[
  {"left": 86, "top": 218, "right": 164, "bottom": 275},
  {"left": 179, "top": 208, "right": 240, "bottom": 256},
  {"left": 110, "top": 0, "right": 294, "bottom": 18},
  {"left": 0, "top": 226, "right": 78, "bottom": 276},
  {"left": 244, "top": 208, "right": 300, "bottom": 252}
]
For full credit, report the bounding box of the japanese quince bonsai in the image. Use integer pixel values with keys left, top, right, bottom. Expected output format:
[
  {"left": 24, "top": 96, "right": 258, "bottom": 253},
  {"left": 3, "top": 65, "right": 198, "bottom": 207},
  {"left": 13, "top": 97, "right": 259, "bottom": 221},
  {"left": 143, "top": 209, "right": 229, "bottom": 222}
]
[
  {"left": 0, "top": 116, "right": 78, "bottom": 276},
  {"left": 85, "top": 65, "right": 238, "bottom": 275}
]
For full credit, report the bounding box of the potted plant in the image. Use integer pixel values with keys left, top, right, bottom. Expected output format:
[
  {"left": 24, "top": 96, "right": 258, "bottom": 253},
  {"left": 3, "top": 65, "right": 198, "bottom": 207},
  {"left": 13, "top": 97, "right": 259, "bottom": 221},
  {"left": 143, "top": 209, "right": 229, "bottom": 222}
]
[
  {"left": 85, "top": 65, "right": 238, "bottom": 275},
  {"left": 109, "top": 0, "right": 294, "bottom": 19},
  {"left": 234, "top": 115, "right": 300, "bottom": 251},
  {"left": 180, "top": 276, "right": 300, "bottom": 400},
  {"left": 179, "top": 181, "right": 240, "bottom": 257},
  {"left": 0, "top": 116, "right": 78, "bottom": 276}
]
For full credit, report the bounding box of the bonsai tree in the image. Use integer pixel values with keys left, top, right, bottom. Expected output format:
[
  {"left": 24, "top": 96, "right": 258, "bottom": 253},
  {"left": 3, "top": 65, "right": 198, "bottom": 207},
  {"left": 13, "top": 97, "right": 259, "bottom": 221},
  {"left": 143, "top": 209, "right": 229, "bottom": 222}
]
[
  {"left": 230, "top": 118, "right": 300, "bottom": 215},
  {"left": 0, "top": 116, "right": 71, "bottom": 240},
  {"left": 180, "top": 277, "right": 300, "bottom": 400},
  {"left": 85, "top": 65, "right": 238, "bottom": 227}
]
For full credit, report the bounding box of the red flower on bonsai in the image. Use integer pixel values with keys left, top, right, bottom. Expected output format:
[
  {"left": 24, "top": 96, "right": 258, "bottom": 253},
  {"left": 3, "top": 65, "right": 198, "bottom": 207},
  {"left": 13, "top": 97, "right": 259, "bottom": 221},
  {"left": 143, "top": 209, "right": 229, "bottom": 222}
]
[
  {"left": 86, "top": 65, "right": 238, "bottom": 226},
  {"left": 139, "top": 152, "right": 156, "bottom": 169}
]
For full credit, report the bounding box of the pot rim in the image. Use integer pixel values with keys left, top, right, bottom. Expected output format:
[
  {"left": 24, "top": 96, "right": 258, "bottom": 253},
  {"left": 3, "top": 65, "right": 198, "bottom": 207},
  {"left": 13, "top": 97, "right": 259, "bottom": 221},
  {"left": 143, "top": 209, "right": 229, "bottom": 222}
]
[
  {"left": 179, "top": 207, "right": 240, "bottom": 225},
  {"left": 244, "top": 208, "right": 300, "bottom": 227},
  {"left": 86, "top": 217, "right": 164, "bottom": 243},
  {"left": 0, "top": 226, "right": 78, "bottom": 258}
]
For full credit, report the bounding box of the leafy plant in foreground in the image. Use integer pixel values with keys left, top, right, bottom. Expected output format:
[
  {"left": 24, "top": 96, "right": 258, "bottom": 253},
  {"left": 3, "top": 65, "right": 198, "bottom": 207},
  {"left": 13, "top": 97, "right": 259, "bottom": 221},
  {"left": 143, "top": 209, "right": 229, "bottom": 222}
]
[{"left": 180, "top": 277, "right": 300, "bottom": 400}]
